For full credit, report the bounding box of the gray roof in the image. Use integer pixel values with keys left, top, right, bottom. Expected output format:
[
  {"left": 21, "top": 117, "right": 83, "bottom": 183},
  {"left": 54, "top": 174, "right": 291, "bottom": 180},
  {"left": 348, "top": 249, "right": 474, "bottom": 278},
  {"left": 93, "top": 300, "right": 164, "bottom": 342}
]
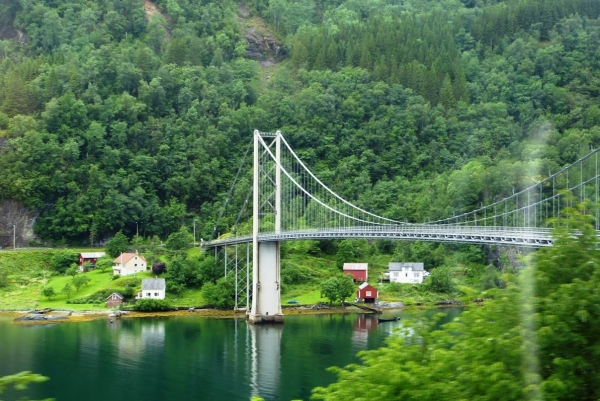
[
  {"left": 389, "top": 262, "right": 424, "bottom": 271},
  {"left": 80, "top": 252, "right": 106, "bottom": 258},
  {"left": 343, "top": 263, "right": 368, "bottom": 271},
  {"left": 141, "top": 278, "right": 166, "bottom": 291}
]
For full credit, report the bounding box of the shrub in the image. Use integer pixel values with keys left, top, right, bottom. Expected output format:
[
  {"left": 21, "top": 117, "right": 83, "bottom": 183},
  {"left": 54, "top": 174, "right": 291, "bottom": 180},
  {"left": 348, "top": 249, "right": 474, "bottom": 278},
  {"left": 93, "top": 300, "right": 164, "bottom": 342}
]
[
  {"left": 41, "top": 286, "right": 56, "bottom": 299},
  {"left": 0, "top": 270, "right": 7, "bottom": 288},
  {"left": 51, "top": 250, "right": 79, "bottom": 274},
  {"left": 152, "top": 262, "right": 167, "bottom": 275},
  {"left": 68, "top": 288, "right": 120, "bottom": 304},
  {"left": 134, "top": 298, "right": 172, "bottom": 311}
]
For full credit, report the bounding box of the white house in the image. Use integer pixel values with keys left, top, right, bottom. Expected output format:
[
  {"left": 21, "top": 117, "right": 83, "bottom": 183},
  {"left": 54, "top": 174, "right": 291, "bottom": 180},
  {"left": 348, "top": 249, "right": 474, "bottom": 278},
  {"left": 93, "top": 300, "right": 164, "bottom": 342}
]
[
  {"left": 388, "top": 262, "right": 426, "bottom": 284},
  {"left": 112, "top": 252, "right": 147, "bottom": 276},
  {"left": 137, "top": 278, "right": 166, "bottom": 300}
]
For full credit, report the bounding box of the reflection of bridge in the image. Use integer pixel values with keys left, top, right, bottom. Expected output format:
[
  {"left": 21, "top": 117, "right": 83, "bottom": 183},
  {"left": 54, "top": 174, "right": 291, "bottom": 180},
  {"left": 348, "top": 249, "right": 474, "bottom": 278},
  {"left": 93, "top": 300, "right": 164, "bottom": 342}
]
[{"left": 203, "top": 130, "right": 600, "bottom": 322}]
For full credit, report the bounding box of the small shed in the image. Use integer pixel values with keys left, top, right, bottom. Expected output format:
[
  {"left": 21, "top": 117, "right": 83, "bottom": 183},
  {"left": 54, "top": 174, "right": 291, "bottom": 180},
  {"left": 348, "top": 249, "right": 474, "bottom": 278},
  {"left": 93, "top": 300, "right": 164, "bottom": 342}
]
[
  {"left": 106, "top": 292, "right": 124, "bottom": 308},
  {"left": 137, "top": 278, "right": 166, "bottom": 300},
  {"left": 356, "top": 282, "right": 378, "bottom": 303},
  {"left": 343, "top": 263, "right": 368, "bottom": 282}
]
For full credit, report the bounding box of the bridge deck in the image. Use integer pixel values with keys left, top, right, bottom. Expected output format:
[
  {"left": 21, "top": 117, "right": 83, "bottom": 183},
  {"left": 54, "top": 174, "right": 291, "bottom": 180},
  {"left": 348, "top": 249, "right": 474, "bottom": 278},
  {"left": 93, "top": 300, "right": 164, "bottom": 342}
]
[{"left": 203, "top": 225, "right": 557, "bottom": 248}]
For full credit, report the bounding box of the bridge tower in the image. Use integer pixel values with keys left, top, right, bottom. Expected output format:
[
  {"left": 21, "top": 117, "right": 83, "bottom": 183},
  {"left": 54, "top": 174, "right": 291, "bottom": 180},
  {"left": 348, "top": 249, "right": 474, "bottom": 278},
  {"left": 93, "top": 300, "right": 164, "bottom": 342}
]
[{"left": 249, "top": 130, "right": 283, "bottom": 324}]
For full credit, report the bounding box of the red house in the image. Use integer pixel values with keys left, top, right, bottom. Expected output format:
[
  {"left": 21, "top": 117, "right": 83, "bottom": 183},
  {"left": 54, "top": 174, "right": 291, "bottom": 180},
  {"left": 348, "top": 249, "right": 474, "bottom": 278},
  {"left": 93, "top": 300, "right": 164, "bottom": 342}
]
[
  {"left": 343, "top": 263, "right": 368, "bottom": 282},
  {"left": 78, "top": 252, "right": 106, "bottom": 268},
  {"left": 356, "top": 282, "right": 378, "bottom": 303}
]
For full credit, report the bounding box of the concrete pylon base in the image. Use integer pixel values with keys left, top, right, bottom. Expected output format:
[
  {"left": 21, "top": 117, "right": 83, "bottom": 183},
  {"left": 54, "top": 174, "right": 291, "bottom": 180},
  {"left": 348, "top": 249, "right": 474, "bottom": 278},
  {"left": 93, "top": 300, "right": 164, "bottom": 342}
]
[{"left": 248, "top": 313, "right": 284, "bottom": 324}]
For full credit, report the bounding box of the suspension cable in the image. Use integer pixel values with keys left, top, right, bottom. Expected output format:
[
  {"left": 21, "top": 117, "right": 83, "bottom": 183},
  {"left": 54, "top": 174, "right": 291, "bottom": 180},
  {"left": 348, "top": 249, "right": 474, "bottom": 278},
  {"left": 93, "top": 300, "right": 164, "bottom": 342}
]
[{"left": 211, "top": 138, "right": 253, "bottom": 240}]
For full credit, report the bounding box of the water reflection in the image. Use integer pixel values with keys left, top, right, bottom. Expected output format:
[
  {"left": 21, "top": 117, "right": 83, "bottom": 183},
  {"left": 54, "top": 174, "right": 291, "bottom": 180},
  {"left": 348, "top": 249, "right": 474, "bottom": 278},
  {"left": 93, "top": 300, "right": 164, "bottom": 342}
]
[
  {"left": 352, "top": 314, "right": 377, "bottom": 347},
  {"left": 0, "top": 310, "right": 461, "bottom": 401},
  {"left": 249, "top": 322, "right": 283, "bottom": 400}
]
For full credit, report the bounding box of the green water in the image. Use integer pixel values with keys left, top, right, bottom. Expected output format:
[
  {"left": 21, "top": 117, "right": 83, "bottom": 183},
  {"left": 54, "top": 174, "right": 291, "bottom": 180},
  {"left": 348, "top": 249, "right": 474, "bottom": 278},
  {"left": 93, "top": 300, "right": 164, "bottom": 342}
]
[{"left": 0, "top": 309, "right": 460, "bottom": 401}]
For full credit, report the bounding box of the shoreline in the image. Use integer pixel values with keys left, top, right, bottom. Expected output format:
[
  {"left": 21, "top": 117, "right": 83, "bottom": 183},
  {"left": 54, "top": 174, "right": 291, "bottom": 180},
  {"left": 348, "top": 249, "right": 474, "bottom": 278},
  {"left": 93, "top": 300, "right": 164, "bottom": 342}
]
[{"left": 0, "top": 302, "right": 468, "bottom": 325}]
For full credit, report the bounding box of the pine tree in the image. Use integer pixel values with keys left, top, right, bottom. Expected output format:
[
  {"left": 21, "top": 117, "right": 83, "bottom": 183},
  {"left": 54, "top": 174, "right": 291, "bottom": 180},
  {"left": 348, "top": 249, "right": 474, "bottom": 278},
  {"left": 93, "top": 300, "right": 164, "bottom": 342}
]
[
  {"left": 439, "top": 74, "right": 457, "bottom": 110},
  {"left": 453, "top": 69, "right": 469, "bottom": 103},
  {"left": 1, "top": 71, "right": 31, "bottom": 117}
]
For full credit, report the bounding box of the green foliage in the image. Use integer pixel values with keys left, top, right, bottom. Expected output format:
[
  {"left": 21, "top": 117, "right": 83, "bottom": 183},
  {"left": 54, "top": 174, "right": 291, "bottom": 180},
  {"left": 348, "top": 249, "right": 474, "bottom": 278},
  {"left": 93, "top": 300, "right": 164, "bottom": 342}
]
[
  {"left": 426, "top": 265, "right": 455, "bottom": 293},
  {"left": 41, "top": 286, "right": 56, "bottom": 300},
  {"left": 313, "top": 205, "right": 600, "bottom": 400},
  {"left": 95, "top": 257, "right": 113, "bottom": 273},
  {"left": 51, "top": 251, "right": 79, "bottom": 274},
  {"left": 82, "top": 261, "right": 93, "bottom": 272},
  {"left": 480, "top": 265, "right": 500, "bottom": 290},
  {"left": 197, "top": 256, "right": 220, "bottom": 285},
  {"left": 281, "top": 260, "right": 316, "bottom": 285},
  {"left": 202, "top": 275, "right": 236, "bottom": 308},
  {"left": 106, "top": 231, "right": 130, "bottom": 258},
  {"left": 134, "top": 298, "right": 172, "bottom": 311},
  {"left": 67, "top": 288, "right": 120, "bottom": 304},
  {"left": 165, "top": 226, "right": 193, "bottom": 251},
  {"left": 72, "top": 274, "right": 91, "bottom": 291},
  {"left": 0, "top": 371, "right": 52, "bottom": 401},
  {"left": 167, "top": 254, "right": 202, "bottom": 288},
  {"left": 320, "top": 274, "right": 355, "bottom": 305},
  {"left": 0, "top": 269, "right": 7, "bottom": 288},
  {"left": 0, "top": 0, "right": 597, "bottom": 249},
  {"left": 61, "top": 282, "right": 72, "bottom": 299},
  {"left": 65, "top": 264, "right": 78, "bottom": 277},
  {"left": 335, "top": 239, "right": 369, "bottom": 269}
]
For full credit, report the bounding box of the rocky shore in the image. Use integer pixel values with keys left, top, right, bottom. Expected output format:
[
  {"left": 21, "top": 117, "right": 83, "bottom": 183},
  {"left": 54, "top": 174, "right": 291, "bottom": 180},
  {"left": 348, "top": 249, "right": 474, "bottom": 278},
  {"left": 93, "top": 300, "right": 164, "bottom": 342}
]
[{"left": 2, "top": 302, "right": 419, "bottom": 324}]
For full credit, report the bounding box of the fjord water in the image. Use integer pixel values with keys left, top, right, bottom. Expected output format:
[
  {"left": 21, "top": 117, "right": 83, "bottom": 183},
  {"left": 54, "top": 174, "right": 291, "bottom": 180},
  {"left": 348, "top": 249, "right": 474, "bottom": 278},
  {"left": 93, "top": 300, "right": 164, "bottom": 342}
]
[{"left": 0, "top": 310, "right": 459, "bottom": 400}]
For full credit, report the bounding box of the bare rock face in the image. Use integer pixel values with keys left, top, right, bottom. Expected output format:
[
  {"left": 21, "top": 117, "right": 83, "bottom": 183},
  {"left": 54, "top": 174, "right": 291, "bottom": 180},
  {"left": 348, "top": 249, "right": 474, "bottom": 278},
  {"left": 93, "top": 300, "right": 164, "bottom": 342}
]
[
  {"left": 0, "top": 200, "right": 40, "bottom": 248},
  {"left": 238, "top": 3, "right": 285, "bottom": 65},
  {"left": 243, "top": 26, "right": 285, "bottom": 63},
  {"left": 0, "top": 22, "right": 26, "bottom": 43},
  {"left": 0, "top": 24, "right": 18, "bottom": 41}
]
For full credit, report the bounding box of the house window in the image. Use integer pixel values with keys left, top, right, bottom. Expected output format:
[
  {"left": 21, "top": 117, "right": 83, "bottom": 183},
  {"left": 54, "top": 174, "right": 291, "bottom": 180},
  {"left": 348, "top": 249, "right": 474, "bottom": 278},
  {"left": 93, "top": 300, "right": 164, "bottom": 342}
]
[
  {"left": 405, "top": 273, "right": 408, "bottom": 277},
  {"left": 414, "top": 273, "right": 419, "bottom": 277},
  {"left": 146, "top": 292, "right": 151, "bottom": 297},
  {"left": 135, "top": 264, "right": 137, "bottom": 267},
  {"left": 154, "top": 292, "right": 158, "bottom": 296},
  {"left": 366, "top": 291, "right": 371, "bottom": 296}
]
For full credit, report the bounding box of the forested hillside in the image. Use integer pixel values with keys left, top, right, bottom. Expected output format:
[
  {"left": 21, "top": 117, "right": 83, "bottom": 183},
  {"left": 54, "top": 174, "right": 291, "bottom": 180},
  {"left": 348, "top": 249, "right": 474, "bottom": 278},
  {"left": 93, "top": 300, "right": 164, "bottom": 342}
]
[{"left": 0, "top": 0, "right": 599, "bottom": 244}]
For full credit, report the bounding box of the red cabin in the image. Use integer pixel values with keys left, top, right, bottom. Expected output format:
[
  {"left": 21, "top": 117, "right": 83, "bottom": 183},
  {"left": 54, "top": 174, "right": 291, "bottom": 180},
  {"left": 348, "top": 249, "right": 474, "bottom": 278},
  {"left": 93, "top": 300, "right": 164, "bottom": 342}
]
[
  {"left": 356, "top": 282, "right": 378, "bottom": 303},
  {"left": 343, "top": 263, "right": 368, "bottom": 282},
  {"left": 78, "top": 252, "right": 106, "bottom": 268}
]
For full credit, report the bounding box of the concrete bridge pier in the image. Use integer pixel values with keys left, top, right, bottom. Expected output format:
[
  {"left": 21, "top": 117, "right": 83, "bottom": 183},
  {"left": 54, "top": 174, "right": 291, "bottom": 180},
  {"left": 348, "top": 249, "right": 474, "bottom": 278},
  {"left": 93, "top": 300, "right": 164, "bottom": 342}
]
[
  {"left": 249, "top": 130, "right": 284, "bottom": 324},
  {"left": 248, "top": 241, "right": 283, "bottom": 324}
]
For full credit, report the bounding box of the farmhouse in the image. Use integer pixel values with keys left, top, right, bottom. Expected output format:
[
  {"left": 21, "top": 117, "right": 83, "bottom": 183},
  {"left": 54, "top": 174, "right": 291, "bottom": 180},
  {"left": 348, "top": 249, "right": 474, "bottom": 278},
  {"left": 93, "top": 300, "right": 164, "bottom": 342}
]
[
  {"left": 112, "top": 252, "right": 147, "bottom": 276},
  {"left": 388, "top": 262, "right": 426, "bottom": 284},
  {"left": 137, "top": 278, "right": 166, "bottom": 300},
  {"left": 356, "top": 282, "right": 378, "bottom": 303},
  {"left": 78, "top": 252, "right": 105, "bottom": 269},
  {"left": 343, "top": 263, "right": 368, "bottom": 282}
]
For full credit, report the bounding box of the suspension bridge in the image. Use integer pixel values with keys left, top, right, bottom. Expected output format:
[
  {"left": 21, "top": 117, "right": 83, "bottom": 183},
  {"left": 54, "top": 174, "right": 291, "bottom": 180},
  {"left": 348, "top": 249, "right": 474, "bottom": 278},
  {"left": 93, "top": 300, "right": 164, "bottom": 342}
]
[{"left": 203, "top": 130, "right": 600, "bottom": 323}]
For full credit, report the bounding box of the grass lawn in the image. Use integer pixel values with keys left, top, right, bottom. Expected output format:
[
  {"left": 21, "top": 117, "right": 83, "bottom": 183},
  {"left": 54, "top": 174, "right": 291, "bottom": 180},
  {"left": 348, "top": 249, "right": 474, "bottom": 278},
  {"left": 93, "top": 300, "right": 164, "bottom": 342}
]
[
  {"left": 166, "top": 288, "right": 205, "bottom": 307},
  {"left": 282, "top": 286, "right": 325, "bottom": 305},
  {"left": 37, "top": 269, "right": 116, "bottom": 309}
]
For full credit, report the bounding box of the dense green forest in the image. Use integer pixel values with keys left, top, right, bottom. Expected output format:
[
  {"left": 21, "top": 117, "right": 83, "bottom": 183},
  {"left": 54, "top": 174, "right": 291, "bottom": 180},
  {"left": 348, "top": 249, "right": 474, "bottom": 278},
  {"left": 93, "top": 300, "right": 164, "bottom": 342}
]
[{"left": 1, "top": 0, "right": 599, "bottom": 244}]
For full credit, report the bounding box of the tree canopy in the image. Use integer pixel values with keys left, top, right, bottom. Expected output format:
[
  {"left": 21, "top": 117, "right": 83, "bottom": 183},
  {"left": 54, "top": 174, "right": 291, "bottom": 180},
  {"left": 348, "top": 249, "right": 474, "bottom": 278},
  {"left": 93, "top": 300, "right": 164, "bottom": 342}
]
[{"left": 0, "top": 0, "right": 598, "bottom": 246}]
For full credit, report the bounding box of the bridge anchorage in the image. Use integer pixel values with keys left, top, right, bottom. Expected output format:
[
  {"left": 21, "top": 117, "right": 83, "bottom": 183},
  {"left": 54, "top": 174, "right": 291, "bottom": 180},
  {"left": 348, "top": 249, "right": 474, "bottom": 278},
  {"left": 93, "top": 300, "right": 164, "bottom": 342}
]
[{"left": 204, "top": 130, "right": 600, "bottom": 323}]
